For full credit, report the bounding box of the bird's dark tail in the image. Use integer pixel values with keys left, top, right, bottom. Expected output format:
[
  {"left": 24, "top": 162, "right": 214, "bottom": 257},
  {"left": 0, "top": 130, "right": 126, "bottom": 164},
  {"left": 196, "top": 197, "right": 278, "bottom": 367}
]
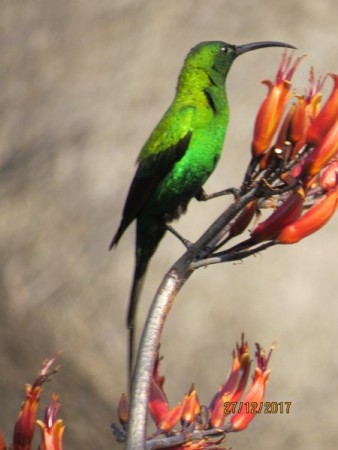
[
  {"left": 127, "top": 253, "right": 149, "bottom": 382},
  {"left": 128, "top": 220, "right": 166, "bottom": 382},
  {"left": 109, "top": 220, "right": 128, "bottom": 250}
]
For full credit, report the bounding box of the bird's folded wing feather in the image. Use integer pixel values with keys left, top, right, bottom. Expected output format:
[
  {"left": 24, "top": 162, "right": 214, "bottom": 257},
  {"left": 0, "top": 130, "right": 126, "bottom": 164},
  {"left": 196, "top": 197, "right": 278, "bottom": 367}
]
[{"left": 120, "top": 106, "right": 195, "bottom": 225}]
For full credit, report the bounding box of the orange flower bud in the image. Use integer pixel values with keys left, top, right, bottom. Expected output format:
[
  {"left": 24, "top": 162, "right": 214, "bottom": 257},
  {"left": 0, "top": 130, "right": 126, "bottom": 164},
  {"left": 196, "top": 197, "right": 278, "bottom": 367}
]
[
  {"left": 252, "top": 53, "right": 305, "bottom": 157},
  {"left": 252, "top": 79, "right": 291, "bottom": 157},
  {"left": 251, "top": 188, "right": 305, "bottom": 243},
  {"left": 117, "top": 393, "right": 129, "bottom": 428},
  {"left": 289, "top": 96, "right": 307, "bottom": 143},
  {"left": 306, "top": 73, "right": 338, "bottom": 145},
  {"left": 37, "top": 395, "right": 65, "bottom": 450},
  {"left": 181, "top": 388, "right": 197, "bottom": 427},
  {"left": 158, "top": 403, "right": 183, "bottom": 433},
  {"left": 302, "top": 119, "right": 338, "bottom": 177},
  {"left": 290, "top": 92, "right": 323, "bottom": 159},
  {"left": 277, "top": 189, "right": 337, "bottom": 244},
  {"left": 209, "top": 392, "right": 233, "bottom": 428}
]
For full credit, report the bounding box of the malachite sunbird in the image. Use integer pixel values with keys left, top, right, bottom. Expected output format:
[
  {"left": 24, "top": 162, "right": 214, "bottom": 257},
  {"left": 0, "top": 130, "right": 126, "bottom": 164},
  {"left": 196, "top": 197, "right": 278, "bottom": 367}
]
[{"left": 110, "top": 40, "right": 295, "bottom": 376}]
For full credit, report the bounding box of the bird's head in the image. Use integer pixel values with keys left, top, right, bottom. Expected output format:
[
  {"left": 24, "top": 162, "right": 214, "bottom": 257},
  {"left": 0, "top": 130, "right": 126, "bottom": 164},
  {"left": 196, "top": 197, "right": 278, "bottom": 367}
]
[{"left": 183, "top": 40, "right": 295, "bottom": 84}]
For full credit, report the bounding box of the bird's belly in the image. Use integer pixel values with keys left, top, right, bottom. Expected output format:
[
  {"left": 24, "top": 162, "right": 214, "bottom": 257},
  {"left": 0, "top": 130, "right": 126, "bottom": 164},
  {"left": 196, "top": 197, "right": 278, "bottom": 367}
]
[{"left": 143, "top": 132, "right": 224, "bottom": 220}]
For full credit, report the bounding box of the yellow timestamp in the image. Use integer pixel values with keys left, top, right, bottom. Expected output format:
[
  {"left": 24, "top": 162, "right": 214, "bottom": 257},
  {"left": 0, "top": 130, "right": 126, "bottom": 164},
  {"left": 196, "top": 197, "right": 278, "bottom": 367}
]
[{"left": 224, "top": 401, "right": 292, "bottom": 415}]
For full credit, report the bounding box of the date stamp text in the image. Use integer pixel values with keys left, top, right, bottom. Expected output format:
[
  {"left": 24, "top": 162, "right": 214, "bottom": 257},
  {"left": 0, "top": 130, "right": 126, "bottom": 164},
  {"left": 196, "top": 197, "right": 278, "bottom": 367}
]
[{"left": 224, "top": 401, "right": 292, "bottom": 415}]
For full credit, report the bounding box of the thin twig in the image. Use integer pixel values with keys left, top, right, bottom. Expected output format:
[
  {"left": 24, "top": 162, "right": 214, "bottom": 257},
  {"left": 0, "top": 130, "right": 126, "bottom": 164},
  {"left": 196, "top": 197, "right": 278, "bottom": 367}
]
[{"left": 190, "top": 241, "right": 277, "bottom": 270}]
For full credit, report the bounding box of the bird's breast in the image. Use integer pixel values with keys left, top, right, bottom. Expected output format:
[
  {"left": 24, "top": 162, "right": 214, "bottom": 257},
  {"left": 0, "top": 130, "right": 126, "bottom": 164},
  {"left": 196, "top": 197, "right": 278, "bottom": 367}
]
[{"left": 143, "top": 124, "right": 227, "bottom": 219}]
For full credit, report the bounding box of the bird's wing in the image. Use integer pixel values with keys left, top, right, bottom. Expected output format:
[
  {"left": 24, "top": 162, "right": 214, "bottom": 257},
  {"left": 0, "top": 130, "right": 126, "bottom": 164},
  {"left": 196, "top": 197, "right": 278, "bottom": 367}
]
[{"left": 112, "top": 106, "right": 194, "bottom": 245}]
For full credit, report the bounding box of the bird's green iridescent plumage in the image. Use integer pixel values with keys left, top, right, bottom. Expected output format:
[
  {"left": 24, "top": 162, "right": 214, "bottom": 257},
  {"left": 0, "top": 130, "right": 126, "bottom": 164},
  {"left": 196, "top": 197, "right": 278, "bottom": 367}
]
[
  {"left": 113, "top": 42, "right": 233, "bottom": 240},
  {"left": 110, "top": 39, "right": 295, "bottom": 377}
]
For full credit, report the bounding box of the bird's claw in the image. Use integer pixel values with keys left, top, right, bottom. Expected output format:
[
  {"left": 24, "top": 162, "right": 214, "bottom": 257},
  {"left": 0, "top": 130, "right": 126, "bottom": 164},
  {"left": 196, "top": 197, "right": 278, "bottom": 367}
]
[
  {"left": 166, "top": 225, "right": 192, "bottom": 249},
  {"left": 195, "top": 187, "right": 240, "bottom": 201}
]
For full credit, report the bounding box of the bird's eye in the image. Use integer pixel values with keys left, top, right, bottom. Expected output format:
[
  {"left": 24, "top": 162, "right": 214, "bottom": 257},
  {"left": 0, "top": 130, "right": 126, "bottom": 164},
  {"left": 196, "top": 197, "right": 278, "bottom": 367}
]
[{"left": 221, "top": 46, "right": 228, "bottom": 53}]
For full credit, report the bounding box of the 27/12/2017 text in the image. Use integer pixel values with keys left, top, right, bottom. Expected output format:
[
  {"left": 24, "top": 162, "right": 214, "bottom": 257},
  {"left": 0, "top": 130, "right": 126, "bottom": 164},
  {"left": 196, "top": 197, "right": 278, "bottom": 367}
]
[{"left": 224, "top": 401, "right": 292, "bottom": 415}]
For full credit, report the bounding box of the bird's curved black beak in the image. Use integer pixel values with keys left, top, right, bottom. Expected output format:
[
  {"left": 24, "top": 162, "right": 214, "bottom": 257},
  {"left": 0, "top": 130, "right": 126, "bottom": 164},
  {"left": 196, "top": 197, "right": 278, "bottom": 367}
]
[{"left": 234, "top": 41, "right": 296, "bottom": 56}]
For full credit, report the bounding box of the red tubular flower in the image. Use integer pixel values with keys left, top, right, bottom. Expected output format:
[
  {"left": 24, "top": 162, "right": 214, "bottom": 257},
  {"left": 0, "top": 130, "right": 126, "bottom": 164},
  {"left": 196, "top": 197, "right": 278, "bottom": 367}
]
[
  {"left": 149, "top": 362, "right": 182, "bottom": 433},
  {"left": 230, "top": 343, "right": 273, "bottom": 432},
  {"left": 251, "top": 187, "right": 305, "bottom": 243},
  {"left": 306, "top": 73, "right": 338, "bottom": 145},
  {"left": 209, "top": 353, "right": 251, "bottom": 428},
  {"left": 227, "top": 200, "right": 258, "bottom": 240},
  {"left": 289, "top": 96, "right": 307, "bottom": 144},
  {"left": 12, "top": 355, "right": 60, "bottom": 450},
  {"left": 261, "top": 67, "right": 324, "bottom": 167},
  {"left": 159, "top": 403, "right": 183, "bottom": 434},
  {"left": 37, "top": 395, "right": 64, "bottom": 450},
  {"left": 277, "top": 188, "right": 338, "bottom": 244},
  {"left": 251, "top": 53, "right": 304, "bottom": 157},
  {"left": 209, "top": 349, "right": 241, "bottom": 413},
  {"left": 287, "top": 70, "right": 325, "bottom": 158},
  {"left": 301, "top": 119, "right": 338, "bottom": 178},
  {"left": 230, "top": 368, "right": 270, "bottom": 431},
  {"left": 229, "top": 353, "right": 252, "bottom": 404},
  {"left": 13, "top": 384, "right": 42, "bottom": 450},
  {"left": 272, "top": 103, "right": 295, "bottom": 152},
  {"left": 209, "top": 337, "right": 251, "bottom": 428},
  {"left": 115, "top": 337, "right": 274, "bottom": 448},
  {"left": 149, "top": 378, "right": 169, "bottom": 427},
  {"left": 181, "top": 388, "right": 198, "bottom": 427},
  {"left": 252, "top": 79, "right": 291, "bottom": 157}
]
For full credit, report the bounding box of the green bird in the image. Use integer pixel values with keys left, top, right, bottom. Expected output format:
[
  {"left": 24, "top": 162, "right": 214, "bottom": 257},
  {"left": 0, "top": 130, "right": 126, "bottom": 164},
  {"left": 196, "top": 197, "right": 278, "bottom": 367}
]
[{"left": 110, "top": 40, "right": 294, "bottom": 375}]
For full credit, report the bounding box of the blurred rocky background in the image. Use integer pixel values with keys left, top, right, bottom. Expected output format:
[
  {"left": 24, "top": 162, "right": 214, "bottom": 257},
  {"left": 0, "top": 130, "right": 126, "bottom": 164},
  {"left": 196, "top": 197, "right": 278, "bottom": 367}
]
[{"left": 0, "top": 0, "right": 337, "bottom": 449}]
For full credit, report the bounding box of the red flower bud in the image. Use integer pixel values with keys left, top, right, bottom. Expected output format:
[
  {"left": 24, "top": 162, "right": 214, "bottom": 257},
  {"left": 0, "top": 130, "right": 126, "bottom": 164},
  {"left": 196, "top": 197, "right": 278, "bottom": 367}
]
[
  {"left": 277, "top": 189, "right": 337, "bottom": 244},
  {"left": 227, "top": 200, "right": 258, "bottom": 240},
  {"left": 209, "top": 351, "right": 251, "bottom": 428},
  {"left": 117, "top": 393, "right": 129, "bottom": 429},
  {"left": 302, "top": 119, "right": 338, "bottom": 177},
  {"left": 306, "top": 73, "right": 338, "bottom": 145},
  {"left": 158, "top": 403, "right": 183, "bottom": 433},
  {"left": 149, "top": 379, "right": 169, "bottom": 427},
  {"left": 251, "top": 188, "right": 305, "bottom": 243},
  {"left": 230, "top": 368, "right": 270, "bottom": 432},
  {"left": 13, "top": 385, "right": 41, "bottom": 450},
  {"left": 181, "top": 388, "right": 198, "bottom": 427},
  {"left": 289, "top": 96, "right": 307, "bottom": 144}
]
